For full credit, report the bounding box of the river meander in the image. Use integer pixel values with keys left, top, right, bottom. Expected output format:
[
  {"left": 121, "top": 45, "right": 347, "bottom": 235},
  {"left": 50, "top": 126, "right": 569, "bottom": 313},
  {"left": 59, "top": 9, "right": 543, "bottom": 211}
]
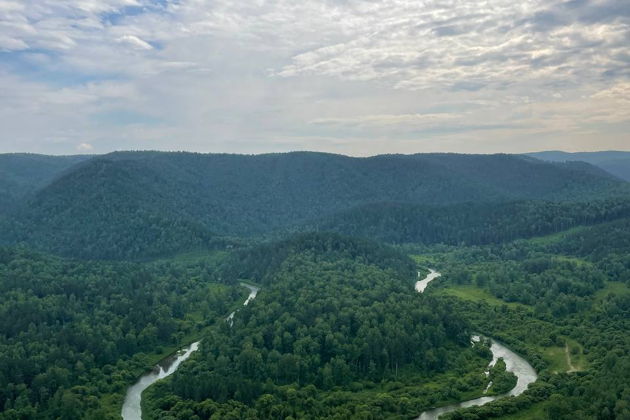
[
  {"left": 121, "top": 283, "right": 259, "bottom": 420},
  {"left": 415, "top": 270, "right": 538, "bottom": 419}
]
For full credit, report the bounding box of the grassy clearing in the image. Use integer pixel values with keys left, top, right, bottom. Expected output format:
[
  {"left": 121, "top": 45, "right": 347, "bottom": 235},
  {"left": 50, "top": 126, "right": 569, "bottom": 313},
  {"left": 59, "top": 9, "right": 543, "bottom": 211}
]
[
  {"left": 550, "top": 254, "right": 592, "bottom": 266},
  {"left": 540, "top": 337, "right": 586, "bottom": 373},
  {"left": 595, "top": 281, "right": 630, "bottom": 300},
  {"left": 432, "top": 285, "right": 531, "bottom": 311},
  {"left": 541, "top": 345, "right": 569, "bottom": 373},
  {"left": 526, "top": 225, "right": 586, "bottom": 246}
]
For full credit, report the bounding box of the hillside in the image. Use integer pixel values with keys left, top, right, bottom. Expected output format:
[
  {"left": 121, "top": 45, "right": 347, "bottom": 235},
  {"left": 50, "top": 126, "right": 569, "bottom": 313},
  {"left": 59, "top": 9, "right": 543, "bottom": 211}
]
[
  {"left": 2, "top": 151, "right": 628, "bottom": 259},
  {"left": 304, "top": 198, "right": 630, "bottom": 245},
  {"left": 527, "top": 151, "right": 630, "bottom": 182},
  {"left": 0, "top": 153, "right": 91, "bottom": 214}
]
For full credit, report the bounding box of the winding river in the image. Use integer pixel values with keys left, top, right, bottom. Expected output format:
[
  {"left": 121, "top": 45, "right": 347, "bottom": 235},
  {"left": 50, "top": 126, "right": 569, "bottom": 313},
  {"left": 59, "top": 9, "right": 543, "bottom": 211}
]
[
  {"left": 121, "top": 283, "right": 259, "bottom": 420},
  {"left": 414, "top": 270, "right": 538, "bottom": 420},
  {"left": 121, "top": 270, "right": 535, "bottom": 419}
]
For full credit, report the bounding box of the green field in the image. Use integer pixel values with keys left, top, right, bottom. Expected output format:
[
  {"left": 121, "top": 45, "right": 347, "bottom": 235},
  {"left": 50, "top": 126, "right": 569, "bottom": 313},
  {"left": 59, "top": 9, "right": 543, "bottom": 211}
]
[
  {"left": 432, "top": 284, "right": 531, "bottom": 310},
  {"left": 540, "top": 337, "right": 586, "bottom": 373},
  {"left": 595, "top": 281, "right": 630, "bottom": 300}
]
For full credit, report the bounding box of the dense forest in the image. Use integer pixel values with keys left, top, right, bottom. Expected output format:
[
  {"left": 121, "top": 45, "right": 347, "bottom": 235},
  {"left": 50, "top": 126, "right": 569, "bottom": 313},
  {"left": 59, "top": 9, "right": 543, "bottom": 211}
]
[
  {"left": 0, "top": 154, "right": 91, "bottom": 215},
  {"left": 302, "top": 198, "right": 630, "bottom": 246},
  {"left": 2, "top": 151, "right": 628, "bottom": 259},
  {"left": 528, "top": 151, "right": 630, "bottom": 182},
  {"left": 1, "top": 150, "right": 629, "bottom": 419},
  {"left": 0, "top": 248, "right": 246, "bottom": 419},
  {"left": 142, "top": 234, "right": 492, "bottom": 419}
]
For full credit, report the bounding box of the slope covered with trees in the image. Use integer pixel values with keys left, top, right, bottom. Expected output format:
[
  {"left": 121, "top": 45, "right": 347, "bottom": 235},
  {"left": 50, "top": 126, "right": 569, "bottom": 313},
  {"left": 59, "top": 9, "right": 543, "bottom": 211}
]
[
  {"left": 0, "top": 153, "right": 90, "bottom": 215},
  {"left": 2, "top": 151, "right": 628, "bottom": 260},
  {"left": 528, "top": 151, "right": 630, "bottom": 182},
  {"left": 304, "top": 198, "right": 630, "bottom": 246}
]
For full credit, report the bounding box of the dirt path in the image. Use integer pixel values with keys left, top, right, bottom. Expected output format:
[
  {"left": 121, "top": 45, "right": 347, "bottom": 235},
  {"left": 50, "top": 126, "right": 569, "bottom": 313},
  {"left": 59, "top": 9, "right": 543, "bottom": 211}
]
[{"left": 565, "top": 344, "right": 578, "bottom": 373}]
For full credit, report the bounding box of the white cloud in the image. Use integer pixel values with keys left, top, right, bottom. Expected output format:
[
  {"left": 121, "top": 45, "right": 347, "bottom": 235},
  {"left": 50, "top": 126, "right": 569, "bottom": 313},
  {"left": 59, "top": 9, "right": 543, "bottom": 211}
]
[
  {"left": 0, "top": 35, "right": 28, "bottom": 51},
  {"left": 76, "top": 142, "right": 94, "bottom": 151},
  {"left": 117, "top": 34, "right": 153, "bottom": 50},
  {"left": 0, "top": 0, "right": 628, "bottom": 155}
]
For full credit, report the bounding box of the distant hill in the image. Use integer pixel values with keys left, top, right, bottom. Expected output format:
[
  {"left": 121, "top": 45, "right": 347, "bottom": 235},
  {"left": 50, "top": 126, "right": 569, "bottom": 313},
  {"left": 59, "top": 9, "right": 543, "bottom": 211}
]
[
  {"left": 527, "top": 151, "right": 630, "bottom": 182},
  {"left": 2, "top": 151, "right": 629, "bottom": 259},
  {"left": 0, "top": 153, "right": 92, "bottom": 214},
  {"left": 302, "top": 198, "right": 630, "bottom": 246}
]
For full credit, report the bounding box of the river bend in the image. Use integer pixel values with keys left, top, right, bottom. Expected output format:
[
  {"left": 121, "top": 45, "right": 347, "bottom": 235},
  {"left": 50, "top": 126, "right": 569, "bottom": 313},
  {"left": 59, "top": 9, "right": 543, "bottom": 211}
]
[
  {"left": 415, "top": 270, "right": 537, "bottom": 420},
  {"left": 121, "top": 283, "right": 259, "bottom": 420}
]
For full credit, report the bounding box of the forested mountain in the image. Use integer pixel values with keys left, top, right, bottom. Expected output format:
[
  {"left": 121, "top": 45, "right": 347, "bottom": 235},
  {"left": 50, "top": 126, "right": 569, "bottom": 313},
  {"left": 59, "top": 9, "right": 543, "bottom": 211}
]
[
  {"left": 527, "top": 151, "right": 630, "bottom": 182},
  {"left": 2, "top": 151, "right": 628, "bottom": 260},
  {"left": 303, "top": 198, "right": 630, "bottom": 245},
  {"left": 0, "top": 153, "right": 91, "bottom": 215}
]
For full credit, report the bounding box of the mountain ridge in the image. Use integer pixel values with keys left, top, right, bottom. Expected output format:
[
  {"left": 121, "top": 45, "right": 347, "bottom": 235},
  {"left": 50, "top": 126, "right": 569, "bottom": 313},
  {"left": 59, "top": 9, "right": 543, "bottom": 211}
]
[
  {"left": 526, "top": 150, "right": 630, "bottom": 182},
  {"left": 2, "top": 151, "right": 629, "bottom": 259}
]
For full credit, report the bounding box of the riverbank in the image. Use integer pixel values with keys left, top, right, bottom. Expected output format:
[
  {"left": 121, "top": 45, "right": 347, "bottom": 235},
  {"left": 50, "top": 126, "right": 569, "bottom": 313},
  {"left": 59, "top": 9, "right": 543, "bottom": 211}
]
[
  {"left": 415, "top": 336, "right": 537, "bottom": 420},
  {"left": 119, "top": 283, "right": 257, "bottom": 420},
  {"left": 415, "top": 271, "right": 538, "bottom": 419}
]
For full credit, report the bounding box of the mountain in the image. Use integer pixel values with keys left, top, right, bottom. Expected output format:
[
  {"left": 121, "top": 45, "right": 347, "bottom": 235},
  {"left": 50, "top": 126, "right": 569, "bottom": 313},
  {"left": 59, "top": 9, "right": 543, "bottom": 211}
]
[
  {"left": 0, "top": 153, "right": 92, "bottom": 215},
  {"left": 2, "top": 151, "right": 628, "bottom": 259},
  {"left": 302, "top": 198, "right": 630, "bottom": 246},
  {"left": 527, "top": 151, "right": 630, "bottom": 182}
]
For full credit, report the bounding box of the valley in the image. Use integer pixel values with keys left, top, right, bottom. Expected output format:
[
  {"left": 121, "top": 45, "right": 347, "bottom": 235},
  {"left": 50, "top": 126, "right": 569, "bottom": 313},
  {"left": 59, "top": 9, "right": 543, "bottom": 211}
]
[{"left": 0, "top": 151, "right": 629, "bottom": 419}]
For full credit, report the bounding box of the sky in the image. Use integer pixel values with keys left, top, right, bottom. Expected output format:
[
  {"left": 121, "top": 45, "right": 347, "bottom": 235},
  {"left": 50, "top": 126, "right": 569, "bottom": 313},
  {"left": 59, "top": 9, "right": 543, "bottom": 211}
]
[{"left": 0, "top": 0, "right": 628, "bottom": 156}]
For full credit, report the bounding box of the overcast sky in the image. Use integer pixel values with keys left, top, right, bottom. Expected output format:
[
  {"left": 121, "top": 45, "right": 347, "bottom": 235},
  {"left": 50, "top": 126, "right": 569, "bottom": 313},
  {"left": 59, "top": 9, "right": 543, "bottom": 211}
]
[{"left": 0, "top": 0, "right": 628, "bottom": 156}]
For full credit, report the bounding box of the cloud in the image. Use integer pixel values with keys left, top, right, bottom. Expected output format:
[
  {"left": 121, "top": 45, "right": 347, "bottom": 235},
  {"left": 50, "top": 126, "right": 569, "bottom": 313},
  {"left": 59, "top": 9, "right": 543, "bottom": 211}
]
[
  {"left": 117, "top": 34, "right": 153, "bottom": 50},
  {"left": 0, "top": 35, "right": 28, "bottom": 51},
  {"left": 0, "top": 0, "right": 628, "bottom": 155},
  {"left": 76, "top": 142, "right": 94, "bottom": 151}
]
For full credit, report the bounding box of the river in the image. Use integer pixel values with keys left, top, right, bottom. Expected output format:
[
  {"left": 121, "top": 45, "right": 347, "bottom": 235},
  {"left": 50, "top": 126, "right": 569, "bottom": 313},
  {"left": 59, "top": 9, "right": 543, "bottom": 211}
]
[
  {"left": 414, "top": 270, "right": 538, "bottom": 419},
  {"left": 415, "top": 269, "right": 441, "bottom": 293},
  {"left": 121, "top": 283, "right": 259, "bottom": 420},
  {"left": 122, "top": 271, "right": 535, "bottom": 419}
]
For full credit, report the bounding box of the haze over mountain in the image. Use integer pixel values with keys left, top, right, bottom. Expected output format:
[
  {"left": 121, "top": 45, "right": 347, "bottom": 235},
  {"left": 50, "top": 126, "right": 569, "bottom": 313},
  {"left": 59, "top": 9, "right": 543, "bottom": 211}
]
[
  {"left": 527, "top": 151, "right": 630, "bottom": 182},
  {"left": 1, "top": 151, "right": 629, "bottom": 259},
  {"left": 0, "top": 154, "right": 92, "bottom": 215}
]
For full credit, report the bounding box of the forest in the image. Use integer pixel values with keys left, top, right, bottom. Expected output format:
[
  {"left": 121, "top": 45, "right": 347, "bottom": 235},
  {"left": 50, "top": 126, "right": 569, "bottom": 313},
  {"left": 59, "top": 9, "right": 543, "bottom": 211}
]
[
  {"left": 0, "top": 151, "right": 629, "bottom": 419},
  {"left": 0, "top": 248, "right": 246, "bottom": 419},
  {"left": 2, "top": 152, "right": 628, "bottom": 260}
]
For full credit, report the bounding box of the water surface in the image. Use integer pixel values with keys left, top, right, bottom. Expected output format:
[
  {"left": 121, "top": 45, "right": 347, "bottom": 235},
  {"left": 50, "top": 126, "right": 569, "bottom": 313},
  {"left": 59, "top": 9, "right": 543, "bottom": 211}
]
[{"left": 415, "top": 269, "right": 441, "bottom": 293}]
